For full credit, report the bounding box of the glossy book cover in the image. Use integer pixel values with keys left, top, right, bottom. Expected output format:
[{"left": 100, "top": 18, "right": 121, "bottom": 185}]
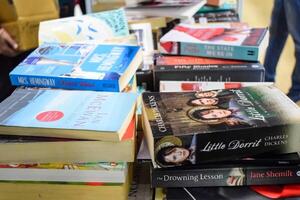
[
  {"left": 0, "top": 88, "right": 137, "bottom": 140},
  {"left": 142, "top": 85, "right": 300, "bottom": 167},
  {"left": 39, "top": 8, "right": 129, "bottom": 44},
  {"left": 159, "top": 23, "right": 268, "bottom": 61},
  {"left": 9, "top": 43, "right": 141, "bottom": 91}
]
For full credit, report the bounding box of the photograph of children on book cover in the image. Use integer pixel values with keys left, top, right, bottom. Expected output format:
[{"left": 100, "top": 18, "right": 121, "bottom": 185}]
[{"left": 142, "top": 85, "right": 300, "bottom": 167}]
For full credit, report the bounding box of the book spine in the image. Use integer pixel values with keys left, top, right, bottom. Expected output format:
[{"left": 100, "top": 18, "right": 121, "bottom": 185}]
[
  {"left": 153, "top": 64, "right": 265, "bottom": 91},
  {"left": 9, "top": 75, "right": 120, "bottom": 92},
  {"left": 152, "top": 165, "right": 300, "bottom": 187},
  {"left": 179, "top": 42, "right": 259, "bottom": 61}
]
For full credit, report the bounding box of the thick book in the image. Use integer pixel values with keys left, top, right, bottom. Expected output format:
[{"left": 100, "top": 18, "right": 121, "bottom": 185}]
[
  {"left": 159, "top": 81, "right": 273, "bottom": 92},
  {"left": 152, "top": 156, "right": 300, "bottom": 187},
  {"left": 0, "top": 116, "right": 135, "bottom": 164},
  {"left": 166, "top": 186, "right": 300, "bottom": 200},
  {"left": 125, "top": 0, "right": 206, "bottom": 19},
  {"left": 0, "top": 162, "right": 127, "bottom": 183},
  {"left": 159, "top": 23, "right": 268, "bottom": 61},
  {"left": 142, "top": 85, "right": 300, "bottom": 167},
  {"left": 9, "top": 43, "right": 142, "bottom": 92},
  {"left": 153, "top": 55, "right": 265, "bottom": 91},
  {"left": 39, "top": 8, "right": 129, "bottom": 44},
  {"left": 0, "top": 88, "right": 136, "bottom": 141}
]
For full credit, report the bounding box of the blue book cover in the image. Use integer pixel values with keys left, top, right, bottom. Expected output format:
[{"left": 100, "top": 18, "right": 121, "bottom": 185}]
[
  {"left": 9, "top": 43, "right": 142, "bottom": 91},
  {"left": 0, "top": 88, "right": 137, "bottom": 141}
]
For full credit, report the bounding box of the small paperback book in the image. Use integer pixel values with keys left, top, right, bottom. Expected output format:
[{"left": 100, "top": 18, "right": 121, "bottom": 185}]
[
  {"left": 9, "top": 43, "right": 142, "bottom": 92},
  {"left": 0, "top": 88, "right": 137, "bottom": 141},
  {"left": 142, "top": 85, "right": 300, "bottom": 167}
]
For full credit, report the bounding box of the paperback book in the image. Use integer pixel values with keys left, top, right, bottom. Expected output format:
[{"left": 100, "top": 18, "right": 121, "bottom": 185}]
[
  {"left": 0, "top": 88, "right": 137, "bottom": 141},
  {"left": 159, "top": 81, "right": 273, "bottom": 92},
  {"left": 0, "top": 116, "right": 135, "bottom": 164},
  {"left": 39, "top": 8, "right": 129, "bottom": 44},
  {"left": 0, "top": 162, "right": 127, "bottom": 183},
  {"left": 125, "top": 0, "right": 206, "bottom": 19},
  {"left": 152, "top": 161, "right": 300, "bottom": 187},
  {"left": 154, "top": 55, "right": 265, "bottom": 90},
  {"left": 166, "top": 186, "right": 300, "bottom": 200},
  {"left": 194, "top": 10, "right": 239, "bottom": 24},
  {"left": 9, "top": 43, "right": 142, "bottom": 92},
  {"left": 159, "top": 23, "right": 268, "bottom": 61},
  {"left": 142, "top": 85, "right": 300, "bottom": 167}
]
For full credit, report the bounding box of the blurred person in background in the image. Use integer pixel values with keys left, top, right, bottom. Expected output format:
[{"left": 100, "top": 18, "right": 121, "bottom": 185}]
[{"left": 264, "top": 0, "right": 300, "bottom": 103}]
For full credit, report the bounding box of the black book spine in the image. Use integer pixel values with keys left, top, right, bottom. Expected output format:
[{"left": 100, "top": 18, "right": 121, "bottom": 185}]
[
  {"left": 152, "top": 165, "right": 300, "bottom": 187},
  {"left": 153, "top": 63, "right": 265, "bottom": 91}
]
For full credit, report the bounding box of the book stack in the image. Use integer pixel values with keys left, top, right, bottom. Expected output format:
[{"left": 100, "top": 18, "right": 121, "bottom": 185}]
[
  {"left": 0, "top": 8, "right": 143, "bottom": 200},
  {"left": 132, "top": 1, "right": 300, "bottom": 200}
]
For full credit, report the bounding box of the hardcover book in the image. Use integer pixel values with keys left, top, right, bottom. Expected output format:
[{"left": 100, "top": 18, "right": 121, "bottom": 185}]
[
  {"left": 153, "top": 55, "right": 265, "bottom": 90},
  {"left": 159, "top": 23, "right": 268, "bottom": 61},
  {"left": 0, "top": 116, "right": 136, "bottom": 164},
  {"left": 9, "top": 43, "right": 142, "bottom": 92},
  {"left": 0, "top": 162, "right": 127, "bottom": 183},
  {"left": 0, "top": 88, "right": 137, "bottom": 141},
  {"left": 39, "top": 8, "right": 129, "bottom": 44},
  {"left": 159, "top": 81, "right": 273, "bottom": 92},
  {"left": 142, "top": 85, "right": 300, "bottom": 167}
]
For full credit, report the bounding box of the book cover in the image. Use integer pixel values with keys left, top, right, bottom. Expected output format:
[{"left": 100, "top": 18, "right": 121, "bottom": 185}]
[
  {"left": 166, "top": 186, "right": 300, "bottom": 200},
  {"left": 9, "top": 43, "right": 142, "bottom": 92},
  {"left": 159, "top": 81, "right": 273, "bottom": 92},
  {"left": 0, "top": 88, "right": 137, "bottom": 141},
  {"left": 39, "top": 8, "right": 129, "bottom": 44},
  {"left": 154, "top": 55, "right": 265, "bottom": 91},
  {"left": 142, "top": 85, "right": 300, "bottom": 167},
  {"left": 159, "top": 23, "right": 268, "bottom": 61},
  {"left": 0, "top": 162, "right": 127, "bottom": 183}
]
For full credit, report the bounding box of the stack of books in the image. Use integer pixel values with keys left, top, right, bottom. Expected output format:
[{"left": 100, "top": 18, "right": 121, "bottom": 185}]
[{"left": 0, "top": 8, "right": 143, "bottom": 200}]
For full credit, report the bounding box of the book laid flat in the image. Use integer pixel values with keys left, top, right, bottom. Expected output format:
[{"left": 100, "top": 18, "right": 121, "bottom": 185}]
[
  {"left": 125, "top": 0, "right": 206, "bottom": 19},
  {"left": 153, "top": 55, "right": 265, "bottom": 90},
  {"left": 0, "top": 88, "right": 136, "bottom": 141},
  {"left": 39, "top": 8, "right": 129, "bottom": 44},
  {"left": 0, "top": 162, "right": 127, "bottom": 183},
  {"left": 159, "top": 81, "right": 273, "bottom": 92},
  {"left": 0, "top": 166, "right": 132, "bottom": 200},
  {"left": 166, "top": 186, "right": 300, "bottom": 200},
  {"left": 159, "top": 23, "right": 268, "bottom": 61},
  {"left": 142, "top": 85, "right": 300, "bottom": 167},
  {"left": 0, "top": 116, "right": 135, "bottom": 164},
  {"left": 152, "top": 153, "right": 300, "bottom": 187},
  {"left": 9, "top": 43, "right": 142, "bottom": 92}
]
